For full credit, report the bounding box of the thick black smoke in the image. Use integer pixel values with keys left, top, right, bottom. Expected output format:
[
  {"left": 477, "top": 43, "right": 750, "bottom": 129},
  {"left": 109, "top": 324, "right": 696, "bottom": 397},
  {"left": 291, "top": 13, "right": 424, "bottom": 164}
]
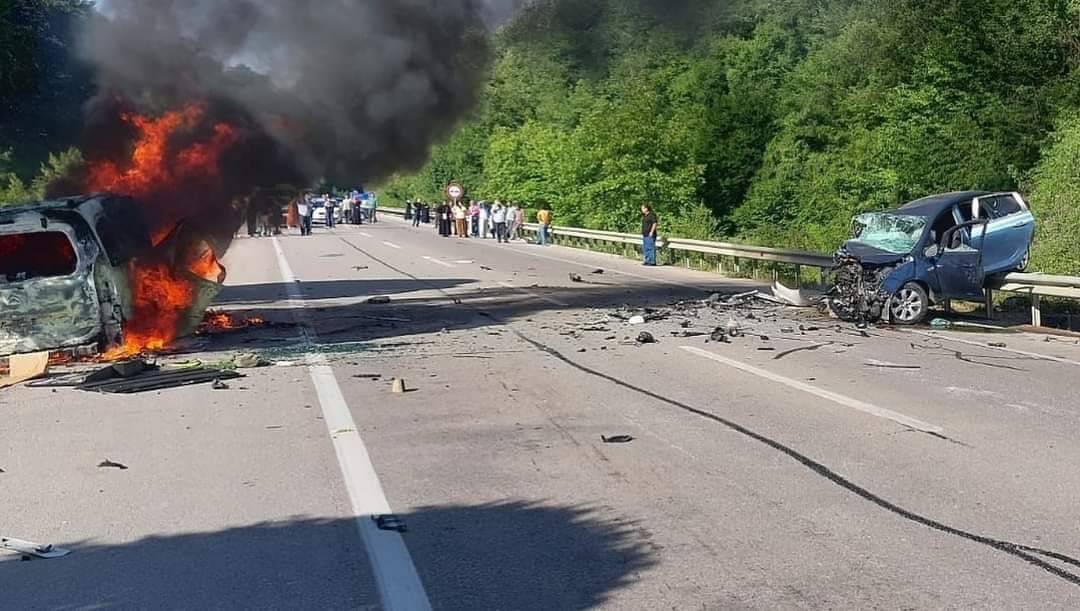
[{"left": 80, "top": 0, "right": 525, "bottom": 185}]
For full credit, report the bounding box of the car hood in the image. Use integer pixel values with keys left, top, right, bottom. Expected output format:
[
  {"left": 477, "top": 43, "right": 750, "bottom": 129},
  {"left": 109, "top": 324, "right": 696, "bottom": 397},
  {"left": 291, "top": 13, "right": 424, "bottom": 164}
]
[{"left": 837, "top": 240, "right": 909, "bottom": 266}]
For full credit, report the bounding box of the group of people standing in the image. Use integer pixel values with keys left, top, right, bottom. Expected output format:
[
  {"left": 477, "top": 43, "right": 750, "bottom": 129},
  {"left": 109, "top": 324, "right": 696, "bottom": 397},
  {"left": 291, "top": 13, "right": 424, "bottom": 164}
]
[{"left": 408, "top": 200, "right": 546, "bottom": 244}]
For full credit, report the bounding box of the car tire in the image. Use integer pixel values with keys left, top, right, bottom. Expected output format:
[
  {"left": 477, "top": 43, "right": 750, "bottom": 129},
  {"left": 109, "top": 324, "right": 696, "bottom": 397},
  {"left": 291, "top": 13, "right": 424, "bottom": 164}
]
[
  {"left": 889, "top": 282, "right": 929, "bottom": 325},
  {"left": 1016, "top": 249, "right": 1030, "bottom": 272}
]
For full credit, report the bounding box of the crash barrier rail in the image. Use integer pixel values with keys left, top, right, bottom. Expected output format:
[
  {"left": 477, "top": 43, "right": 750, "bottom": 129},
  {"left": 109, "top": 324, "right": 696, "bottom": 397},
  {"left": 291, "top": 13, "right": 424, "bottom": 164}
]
[{"left": 380, "top": 206, "right": 1079, "bottom": 327}]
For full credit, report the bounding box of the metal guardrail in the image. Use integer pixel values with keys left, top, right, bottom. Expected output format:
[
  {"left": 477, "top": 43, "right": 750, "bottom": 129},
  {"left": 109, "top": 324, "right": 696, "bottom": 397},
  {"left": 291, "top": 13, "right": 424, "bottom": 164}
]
[{"left": 381, "top": 206, "right": 1078, "bottom": 327}]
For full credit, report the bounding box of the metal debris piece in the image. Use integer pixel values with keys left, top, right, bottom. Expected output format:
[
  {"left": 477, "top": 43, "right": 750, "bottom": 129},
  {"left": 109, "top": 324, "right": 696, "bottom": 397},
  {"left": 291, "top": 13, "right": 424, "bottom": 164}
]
[
  {"left": 391, "top": 378, "right": 407, "bottom": 393},
  {"left": 366, "top": 296, "right": 392, "bottom": 304},
  {"left": 591, "top": 269, "right": 604, "bottom": 274},
  {"left": 373, "top": 514, "right": 408, "bottom": 533},
  {"left": 353, "top": 373, "right": 382, "bottom": 380},
  {"left": 1, "top": 536, "right": 71, "bottom": 559},
  {"left": 480, "top": 266, "right": 493, "bottom": 271},
  {"left": 352, "top": 265, "right": 369, "bottom": 271},
  {"left": 569, "top": 273, "right": 583, "bottom": 283},
  {"left": 628, "top": 315, "right": 646, "bottom": 325},
  {"left": 601, "top": 435, "right": 635, "bottom": 444},
  {"left": 709, "top": 327, "right": 729, "bottom": 343},
  {"left": 865, "top": 360, "right": 921, "bottom": 370},
  {"left": 771, "top": 281, "right": 816, "bottom": 307},
  {"left": 211, "top": 379, "right": 230, "bottom": 390},
  {"left": 636, "top": 332, "right": 656, "bottom": 344},
  {"left": 757, "top": 347, "right": 776, "bottom": 351},
  {"left": 98, "top": 459, "right": 128, "bottom": 470},
  {"left": 988, "top": 342, "right": 1007, "bottom": 348}
]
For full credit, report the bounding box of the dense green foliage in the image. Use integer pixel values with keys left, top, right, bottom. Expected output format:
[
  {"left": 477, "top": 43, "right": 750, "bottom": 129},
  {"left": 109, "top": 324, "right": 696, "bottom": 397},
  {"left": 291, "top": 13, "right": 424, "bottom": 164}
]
[
  {"left": 382, "top": 0, "right": 1080, "bottom": 272},
  {"left": 0, "top": 0, "right": 91, "bottom": 204}
]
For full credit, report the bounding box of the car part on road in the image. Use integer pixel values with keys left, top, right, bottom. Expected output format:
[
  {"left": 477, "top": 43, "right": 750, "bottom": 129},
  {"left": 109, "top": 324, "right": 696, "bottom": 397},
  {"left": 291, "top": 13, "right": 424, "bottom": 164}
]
[
  {"left": 1, "top": 536, "right": 72, "bottom": 560},
  {"left": 211, "top": 379, "right": 230, "bottom": 390},
  {"left": 601, "top": 435, "right": 635, "bottom": 444},
  {"left": 97, "top": 459, "right": 129, "bottom": 470},
  {"left": 864, "top": 360, "right": 921, "bottom": 370},
  {"left": 366, "top": 296, "right": 392, "bottom": 304},
  {"left": 569, "top": 273, "right": 583, "bottom": 283},
  {"left": 636, "top": 332, "right": 656, "bottom": 344},
  {"left": 77, "top": 367, "right": 242, "bottom": 394},
  {"left": 391, "top": 378, "right": 407, "bottom": 393},
  {"left": 0, "top": 351, "right": 50, "bottom": 388},
  {"left": 372, "top": 514, "right": 408, "bottom": 533}
]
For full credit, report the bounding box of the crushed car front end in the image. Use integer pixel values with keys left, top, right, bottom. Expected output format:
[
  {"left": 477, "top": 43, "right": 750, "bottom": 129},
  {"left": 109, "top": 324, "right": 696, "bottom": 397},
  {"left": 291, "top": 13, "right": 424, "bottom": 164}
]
[{"left": 827, "top": 212, "right": 932, "bottom": 325}]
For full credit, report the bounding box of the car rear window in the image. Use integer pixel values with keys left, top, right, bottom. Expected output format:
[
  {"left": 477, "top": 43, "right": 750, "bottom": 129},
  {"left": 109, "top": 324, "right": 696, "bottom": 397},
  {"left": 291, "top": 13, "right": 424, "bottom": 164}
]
[{"left": 0, "top": 232, "right": 78, "bottom": 282}]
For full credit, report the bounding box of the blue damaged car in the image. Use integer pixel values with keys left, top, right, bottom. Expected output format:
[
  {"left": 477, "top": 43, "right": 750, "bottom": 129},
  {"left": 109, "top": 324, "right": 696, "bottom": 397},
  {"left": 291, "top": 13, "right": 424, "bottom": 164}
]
[{"left": 827, "top": 191, "right": 1035, "bottom": 325}]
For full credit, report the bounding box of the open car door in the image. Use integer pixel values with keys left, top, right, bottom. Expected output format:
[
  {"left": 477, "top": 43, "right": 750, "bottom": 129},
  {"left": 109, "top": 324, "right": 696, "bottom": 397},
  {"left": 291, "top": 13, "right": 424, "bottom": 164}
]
[
  {"left": 969, "top": 192, "right": 1035, "bottom": 274},
  {"left": 933, "top": 221, "right": 988, "bottom": 301}
]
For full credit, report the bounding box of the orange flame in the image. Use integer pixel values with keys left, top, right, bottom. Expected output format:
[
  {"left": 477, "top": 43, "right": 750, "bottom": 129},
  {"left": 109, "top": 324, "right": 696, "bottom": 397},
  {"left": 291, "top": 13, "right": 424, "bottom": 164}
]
[{"left": 85, "top": 103, "right": 240, "bottom": 359}]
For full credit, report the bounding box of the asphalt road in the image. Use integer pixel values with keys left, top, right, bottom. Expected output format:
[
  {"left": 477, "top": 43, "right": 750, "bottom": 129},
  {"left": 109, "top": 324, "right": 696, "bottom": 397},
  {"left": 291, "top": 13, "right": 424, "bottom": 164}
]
[{"left": 4, "top": 216, "right": 1080, "bottom": 609}]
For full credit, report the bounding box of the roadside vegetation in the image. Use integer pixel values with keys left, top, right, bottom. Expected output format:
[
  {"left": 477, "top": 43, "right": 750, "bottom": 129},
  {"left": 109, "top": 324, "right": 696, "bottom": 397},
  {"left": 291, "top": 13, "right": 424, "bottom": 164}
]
[
  {"left": 382, "top": 0, "right": 1080, "bottom": 274},
  {"left": 3, "top": 0, "right": 1079, "bottom": 273}
]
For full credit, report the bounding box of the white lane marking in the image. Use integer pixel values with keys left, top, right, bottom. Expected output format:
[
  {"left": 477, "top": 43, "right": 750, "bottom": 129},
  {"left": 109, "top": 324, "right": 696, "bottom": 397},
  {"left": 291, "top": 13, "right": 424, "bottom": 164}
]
[
  {"left": 913, "top": 330, "right": 1080, "bottom": 368},
  {"left": 382, "top": 241, "right": 402, "bottom": 250},
  {"left": 272, "top": 237, "right": 431, "bottom": 611},
  {"left": 681, "top": 345, "right": 944, "bottom": 434},
  {"left": 498, "top": 281, "right": 570, "bottom": 307},
  {"left": 422, "top": 256, "right": 455, "bottom": 268},
  {"left": 454, "top": 260, "right": 475, "bottom": 264},
  {"left": 359, "top": 231, "right": 373, "bottom": 238}
]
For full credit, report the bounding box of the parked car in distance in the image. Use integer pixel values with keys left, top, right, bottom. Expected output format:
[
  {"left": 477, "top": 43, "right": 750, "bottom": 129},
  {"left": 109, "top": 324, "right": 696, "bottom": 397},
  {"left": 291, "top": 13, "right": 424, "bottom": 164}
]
[
  {"left": 828, "top": 191, "right": 1035, "bottom": 325},
  {"left": 311, "top": 200, "right": 342, "bottom": 226}
]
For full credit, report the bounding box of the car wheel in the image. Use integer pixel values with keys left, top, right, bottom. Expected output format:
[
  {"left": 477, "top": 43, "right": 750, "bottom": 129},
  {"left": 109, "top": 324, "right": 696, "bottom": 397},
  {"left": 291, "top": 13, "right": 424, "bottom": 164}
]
[
  {"left": 1016, "top": 249, "right": 1030, "bottom": 272},
  {"left": 889, "top": 282, "right": 929, "bottom": 325}
]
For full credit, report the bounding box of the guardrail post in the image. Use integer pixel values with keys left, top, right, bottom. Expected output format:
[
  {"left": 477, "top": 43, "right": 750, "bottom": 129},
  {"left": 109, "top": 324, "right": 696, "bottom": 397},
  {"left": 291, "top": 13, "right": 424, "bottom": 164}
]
[
  {"left": 794, "top": 265, "right": 802, "bottom": 289},
  {"left": 1031, "top": 295, "right": 1042, "bottom": 328},
  {"left": 984, "top": 289, "right": 994, "bottom": 321}
]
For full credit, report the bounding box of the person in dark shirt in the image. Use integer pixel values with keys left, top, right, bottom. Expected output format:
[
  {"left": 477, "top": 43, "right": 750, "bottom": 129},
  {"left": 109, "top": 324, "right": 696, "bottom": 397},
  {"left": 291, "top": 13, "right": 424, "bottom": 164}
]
[{"left": 640, "top": 204, "right": 659, "bottom": 266}]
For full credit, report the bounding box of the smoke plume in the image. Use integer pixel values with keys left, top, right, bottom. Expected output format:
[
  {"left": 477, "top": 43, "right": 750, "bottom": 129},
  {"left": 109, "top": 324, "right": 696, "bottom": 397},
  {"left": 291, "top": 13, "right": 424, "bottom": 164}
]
[{"left": 79, "top": 0, "right": 525, "bottom": 186}]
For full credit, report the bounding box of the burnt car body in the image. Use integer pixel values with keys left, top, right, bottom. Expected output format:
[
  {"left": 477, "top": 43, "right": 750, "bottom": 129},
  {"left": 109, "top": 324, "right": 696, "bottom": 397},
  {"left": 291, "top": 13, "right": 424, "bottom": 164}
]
[
  {"left": 828, "top": 191, "right": 1035, "bottom": 325},
  {"left": 0, "top": 195, "right": 151, "bottom": 356}
]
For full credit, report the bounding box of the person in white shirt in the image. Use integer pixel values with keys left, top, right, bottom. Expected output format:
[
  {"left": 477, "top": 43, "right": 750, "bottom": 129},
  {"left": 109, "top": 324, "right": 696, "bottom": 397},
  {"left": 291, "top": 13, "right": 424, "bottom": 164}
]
[
  {"left": 492, "top": 201, "right": 508, "bottom": 243},
  {"left": 297, "top": 196, "right": 313, "bottom": 236}
]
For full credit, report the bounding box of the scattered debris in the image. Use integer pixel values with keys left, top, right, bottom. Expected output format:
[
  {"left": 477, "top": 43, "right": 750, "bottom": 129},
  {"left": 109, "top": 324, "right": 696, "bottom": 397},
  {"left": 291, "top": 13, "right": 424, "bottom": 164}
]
[
  {"left": 351, "top": 265, "right": 369, "bottom": 271},
  {"left": 709, "top": 327, "right": 729, "bottom": 343},
  {"left": 628, "top": 315, "right": 646, "bottom": 325},
  {"left": 577, "top": 348, "right": 587, "bottom": 353},
  {"left": 636, "top": 332, "right": 656, "bottom": 344},
  {"left": 353, "top": 373, "right": 382, "bottom": 380},
  {"left": 569, "top": 273, "right": 583, "bottom": 283},
  {"left": 480, "top": 266, "right": 493, "bottom": 271},
  {"left": 771, "top": 281, "right": 817, "bottom": 307},
  {"left": 930, "top": 318, "right": 951, "bottom": 329},
  {"left": 373, "top": 514, "right": 408, "bottom": 533},
  {"left": 391, "top": 378, "right": 408, "bottom": 394},
  {"left": 865, "top": 360, "right": 921, "bottom": 370},
  {"left": 726, "top": 318, "right": 741, "bottom": 338},
  {"left": 366, "top": 296, "right": 392, "bottom": 305},
  {"left": 757, "top": 347, "right": 776, "bottom": 351},
  {"left": 591, "top": 269, "right": 605, "bottom": 275},
  {"left": 988, "top": 342, "right": 1008, "bottom": 348},
  {"left": 674, "top": 330, "right": 707, "bottom": 338},
  {"left": 97, "top": 459, "right": 128, "bottom": 470},
  {"left": 1, "top": 536, "right": 71, "bottom": 560},
  {"left": 211, "top": 379, "right": 230, "bottom": 390},
  {"left": 601, "top": 435, "right": 635, "bottom": 444},
  {"left": 773, "top": 342, "right": 832, "bottom": 360}
]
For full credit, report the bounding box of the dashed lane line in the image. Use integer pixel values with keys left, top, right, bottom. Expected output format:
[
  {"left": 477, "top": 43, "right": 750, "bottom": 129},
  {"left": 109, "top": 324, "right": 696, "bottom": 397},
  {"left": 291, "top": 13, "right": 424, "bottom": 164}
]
[
  {"left": 272, "top": 237, "right": 431, "bottom": 611},
  {"left": 382, "top": 241, "right": 402, "bottom": 250},
  {"left": 681, "top": 345, "right": 944, "bottom": 435},
  {"left": 421, "top": 256, "right": 455, "bottom": 268}
]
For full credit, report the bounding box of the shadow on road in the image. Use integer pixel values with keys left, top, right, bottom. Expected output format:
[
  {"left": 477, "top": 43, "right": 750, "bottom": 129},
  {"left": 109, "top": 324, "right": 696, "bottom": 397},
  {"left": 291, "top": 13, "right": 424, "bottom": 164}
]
[
  {"left": 1, "top": 501, "right": 657, "bottom": 610},
  {"left": 196, "top": 276, "right": 764, "bottom": 355}
]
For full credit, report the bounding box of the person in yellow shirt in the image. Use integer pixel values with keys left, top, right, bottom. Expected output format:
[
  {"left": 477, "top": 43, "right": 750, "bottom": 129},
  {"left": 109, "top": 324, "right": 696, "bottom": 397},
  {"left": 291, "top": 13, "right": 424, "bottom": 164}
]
[{"left": 536, "top": 205, "right": 553, "bottom": 246}]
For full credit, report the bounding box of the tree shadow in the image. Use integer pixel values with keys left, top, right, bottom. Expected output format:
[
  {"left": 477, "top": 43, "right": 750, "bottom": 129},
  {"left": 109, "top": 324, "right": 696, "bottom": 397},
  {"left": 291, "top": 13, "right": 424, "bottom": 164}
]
[
  {"left": 195, "top": 276, "right": 763, "bottom": 355},
  {"left": 216, "top": 278, "right": 475, "bottom": 305},
  {"left": 1, "top": 501, "right": 658, "bottom": 610}
]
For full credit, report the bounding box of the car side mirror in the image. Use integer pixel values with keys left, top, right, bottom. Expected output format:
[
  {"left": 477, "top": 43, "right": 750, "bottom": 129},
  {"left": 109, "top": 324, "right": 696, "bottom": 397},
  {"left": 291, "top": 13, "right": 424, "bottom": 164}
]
[{"left": 924, "top": 244, "right": 940, "bottom": 258}]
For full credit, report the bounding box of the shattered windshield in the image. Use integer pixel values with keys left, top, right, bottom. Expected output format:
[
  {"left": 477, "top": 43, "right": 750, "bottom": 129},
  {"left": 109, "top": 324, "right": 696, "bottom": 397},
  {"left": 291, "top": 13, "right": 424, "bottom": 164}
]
[{"left": 850, "top": 213, "right": 927, "bottom": 254}]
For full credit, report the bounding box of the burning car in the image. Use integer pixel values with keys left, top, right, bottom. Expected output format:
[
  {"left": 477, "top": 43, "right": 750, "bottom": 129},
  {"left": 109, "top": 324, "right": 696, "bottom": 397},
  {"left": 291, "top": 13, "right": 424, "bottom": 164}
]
[
  {"left": 827, "top": 191, "right": 1035, "bottom": 325},
  {"left": 0, "top": 194, "right": 227, "bottom": 358}
]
